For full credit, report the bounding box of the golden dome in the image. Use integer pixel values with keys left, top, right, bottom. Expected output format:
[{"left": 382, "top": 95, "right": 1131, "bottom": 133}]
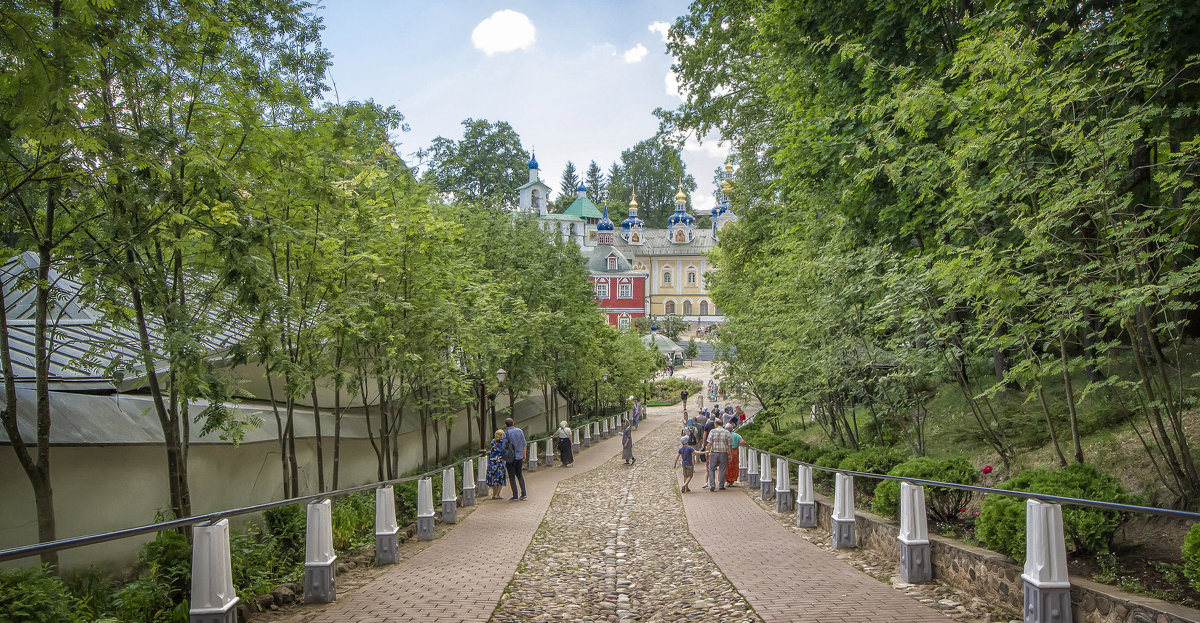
[
  {"left": 629, "top": 191, "right": 638, "bottom": 208},
  {"left": 724, "top": 157, "right": 734, "bottom": 172},
  {"left": 721, "top": 179, "right": 733, "bottom": 191},
  {"left": 675, "top": 187, "right": 687, "bottom": 202}
]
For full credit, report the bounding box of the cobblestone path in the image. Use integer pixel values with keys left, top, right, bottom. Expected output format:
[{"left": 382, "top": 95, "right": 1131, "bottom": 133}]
[{"left": 491, "top": 409, "right": 761, "bottom": 623}]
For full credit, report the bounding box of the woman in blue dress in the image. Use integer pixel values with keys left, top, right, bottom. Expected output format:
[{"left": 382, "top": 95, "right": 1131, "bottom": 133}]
[{"left": 486, "top": 429, "right": 507, "bottom": 499}]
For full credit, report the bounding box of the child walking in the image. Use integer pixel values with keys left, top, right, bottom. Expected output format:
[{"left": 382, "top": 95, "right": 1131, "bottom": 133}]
[{"left": 674, "top": 436, "right": 696, "bottom": 492}]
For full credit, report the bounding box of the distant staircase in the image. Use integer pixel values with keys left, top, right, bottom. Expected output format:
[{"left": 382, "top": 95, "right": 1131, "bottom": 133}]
[{"left": 678, "top": 339, "right": 718, "bottom": 361}]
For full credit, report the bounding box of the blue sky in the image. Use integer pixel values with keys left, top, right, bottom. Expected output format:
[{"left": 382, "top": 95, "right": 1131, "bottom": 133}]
[{"left": 317, "top": 1, "right": 727, "bottom": 213}]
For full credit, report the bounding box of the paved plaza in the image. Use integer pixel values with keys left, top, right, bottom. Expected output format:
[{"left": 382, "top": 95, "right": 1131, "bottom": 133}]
[{"left": 274, "top": 364, "right": 966, "bottom": 623}]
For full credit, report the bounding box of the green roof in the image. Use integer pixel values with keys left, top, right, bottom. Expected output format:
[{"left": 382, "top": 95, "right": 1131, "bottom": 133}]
[
  {"left": 516, "top": 179, "right": 552, "bottom": 192},
  {"left": 539, "top": 213, "right": 583, "bottom": 221},
  {"left": 561, "top": 196, "right": 603, "bottom": 219}
]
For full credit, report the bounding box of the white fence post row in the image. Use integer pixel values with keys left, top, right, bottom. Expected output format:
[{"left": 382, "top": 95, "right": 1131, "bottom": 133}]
[
  {"left": 189, "top": 519, "right": 238, "bottom": 623},
  {"left": 775, "top": 457, "right": 793, "bottom": 513},
  {"left": 304, "top": 499, "right": 337, "bottom": 603},
  {"left": 738, "top": 446, "right": 748, "bottom": 482},
  {"left": 747, "top": 449, "right": 759, "bottom": 487},
  {"left": 583, "top": 422, "right": 592, "bottom": 447},
  {"left": 527, "top": 442, "right": 538, "bottom": 472},
  {"left": 759, "top": 452, "right": 774, "bottom": 501},
  {"left": 796, "top": 464, "right": 816, "bottom": 528},
  {"left": 462, "top": 459, "right": 476, "bottom": 507},
  {"left": 1023, "top": 500, "right": 1072, "bottom": 623},
  {"left": 442, "top": 467, "right": 458, "bottom": 524},
  {"left": 417, "top": 477, "right": 435, "bottom": 541},
  {"left": 544, "top": 438, "right": 555, "bottom": 468},
  {"left": 573, "top": 428, "right": 581, "bottom": 453},
  {"left": 897, "top": 482, "right": 930, "bottom": 583},
  {"left": 832, "top": 473, "right": 856, "bottom": 549},
  {"left": 375, "top": 486, "right": 400, "bottom": 565}
]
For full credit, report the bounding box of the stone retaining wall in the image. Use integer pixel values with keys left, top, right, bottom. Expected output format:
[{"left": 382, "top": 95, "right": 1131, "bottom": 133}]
[{"left": 807, "top": 493, "right": 1200, "bottom": 623}]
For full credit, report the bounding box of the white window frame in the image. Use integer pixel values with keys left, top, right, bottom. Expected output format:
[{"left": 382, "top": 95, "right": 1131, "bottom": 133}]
[
  {"left": 594, "top": 282, "right": 610, "bottom": 298},
  {"left": 618, "top": 283, "right": 632, "bottom": 299},
  {"left": 607, "top": 256, "right": 617, "bottom": 270},
  {"left": 663, "top": 271, "right": 672, "bottom": 285}
]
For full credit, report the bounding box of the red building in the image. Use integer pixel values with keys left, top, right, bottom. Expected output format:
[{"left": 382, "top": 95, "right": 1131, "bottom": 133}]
[{"left": 588, "top": 207, "right": 647, "bottom": 330}]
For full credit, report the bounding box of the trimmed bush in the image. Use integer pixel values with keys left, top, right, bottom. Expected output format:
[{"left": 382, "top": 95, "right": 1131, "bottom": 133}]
[
  {"left": 0, "top": 567, "right": 83, "bottom": 623},
  {"left": 1184, "top": 523, "right": 1200, "bottom": 592},
  {"left": 811, "top": 448, "right": 851, "bottom": 486},
  {"left": 975, "top": 463, "right": 1140, "bottom": 563},
  {"left": 838, "top": 447, "right": 911, "bottom": 497},
  {"left": 871, "top": 457, "right": 978, "bottom": 522}
]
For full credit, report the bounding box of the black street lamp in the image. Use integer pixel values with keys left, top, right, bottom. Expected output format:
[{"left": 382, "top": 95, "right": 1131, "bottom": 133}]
[{"left": 491, "top": 367, "right": 507, "bottom": 433}]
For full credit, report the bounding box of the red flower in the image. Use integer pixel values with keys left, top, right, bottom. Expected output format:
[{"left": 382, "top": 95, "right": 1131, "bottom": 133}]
[{"left": 981, "top": 465, "right": 993, "bottom": 475}]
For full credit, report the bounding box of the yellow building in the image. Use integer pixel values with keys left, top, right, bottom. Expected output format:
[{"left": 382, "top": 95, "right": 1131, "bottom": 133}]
[{"left": 612, "top": 160, "right": 739, "bottom": 322}]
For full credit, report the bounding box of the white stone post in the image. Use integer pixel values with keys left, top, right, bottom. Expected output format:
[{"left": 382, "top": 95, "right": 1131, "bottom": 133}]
[
  {"left": 462, "top": 459, "right": 476, "bottom": 507},
  {"left": 747, "top": 448, "right": 760, "bottom": 487},
  {"left": 442, "top": 467, "right": 458, "bottom": 524},
  {"left": 417, "top": 477, "right": 435, "bottom": 541},
  {"left": 608, "top": 417, "right": 615, "bottom": 436},
  {"left": 1023, "top": 500, "right": 1072, "bottom": 623},
  {"left": 832, "top": 473, "right": 856, "bottom": 549},
  {"left": 775, "top": 457, "right": 793, "bottom": 513},
  {"left": 583, "top": 423, "right": 592, "bottom": 447},
  {"left": 796, "top": 464, "right": 816, "bottom": 527},
  {"left": 528, "top": 442, "right": 538, "bottom": 472},
  {"left": 572, "top": 428, "right": 581, "bottom": 453},
  {"left": 476, "top": 456, "right": 488, "bottom": 495},
  {"left": 375, "top": 486, "right": 399, "bottom": 565},
  {"left": 759, "top": 452, "right": 774, "bottom": 500},
  {"left": 189, "top": 519, "right": 238, "bottom": 623},
  {"left": 599, "top": 420, "right": 608, "bottom": 440},
  {"left": 544, "top": 438, "right": 555, "bottom": 467},
  {"left": 738, "top": 446, "right": 748, "bottom": 482},
  {"left": 897, "top": 482, "right": 931, "bottom": 583},
  {"left": 304, "top": 499, "right": 337, "bottom": 602}
]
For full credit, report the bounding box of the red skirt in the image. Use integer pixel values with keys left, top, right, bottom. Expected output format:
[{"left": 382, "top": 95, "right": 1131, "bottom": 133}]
[{"left": 726, "top": 447, "right": 740, "bottom": 484}]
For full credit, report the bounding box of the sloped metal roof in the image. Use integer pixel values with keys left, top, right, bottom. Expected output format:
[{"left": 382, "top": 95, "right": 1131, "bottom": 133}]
[
  {"left": 614, "top": 229, "right": 715, "bottom": 257},
  {"left": 1, "top": 252, "right": 248, "bottom": 391}
]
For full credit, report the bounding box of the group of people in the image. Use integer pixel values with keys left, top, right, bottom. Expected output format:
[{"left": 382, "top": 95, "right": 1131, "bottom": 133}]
[
  {"left": 484, "top": 399, "right": 648, "bottom": 500},
  {"left": 675, "top": 406, "right": 743, "bottom": 493}
]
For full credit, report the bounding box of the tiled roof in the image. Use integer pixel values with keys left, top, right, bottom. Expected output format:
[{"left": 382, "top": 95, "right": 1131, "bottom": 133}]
[{"left": 614, "top": 229, "right": 714, "bottom": 257}]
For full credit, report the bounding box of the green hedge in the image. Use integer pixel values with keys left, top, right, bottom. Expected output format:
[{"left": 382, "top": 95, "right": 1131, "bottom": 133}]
[
  {"left": 871, "top": 457, "right": 978, "bottom": 523},
  {"left": 837, "top": 447, "right": 911, "bottom": 497},
  {"left": 0, "top": 567, "right": 83, "bottom": 623},
  {"left": 975, "top": 463, "right": 1140, "bottom": 563},
  {"left": 1184, "top": 523, "right": 1200, "bottom": 592}
]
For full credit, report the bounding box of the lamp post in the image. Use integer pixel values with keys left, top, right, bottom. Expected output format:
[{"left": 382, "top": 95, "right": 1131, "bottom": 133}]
[{"left": 491, "top": 368, "right": 507, "bottom": 433}]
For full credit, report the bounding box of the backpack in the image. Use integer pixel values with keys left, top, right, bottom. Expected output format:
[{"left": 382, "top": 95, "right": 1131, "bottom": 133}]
[
  {"left": 687, "top": 426, "right": 698, "bottom": 446},
  {"left": 501, "top": 435, "right": 516, "bottom": 462}
]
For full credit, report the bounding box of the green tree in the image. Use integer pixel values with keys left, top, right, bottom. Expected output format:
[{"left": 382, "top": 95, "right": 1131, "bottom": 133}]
[
  {"left": 585, "top": 161, "right": 607, "bottom": 205},
  {"left": 605, "top": 138, "right": 696, "bottom": 227},
  {"left": 556, "top": 160, "right": 581, "bottom": 211},
  {"left": 420, "top": 119, "right": 529, "bottom": 207}
]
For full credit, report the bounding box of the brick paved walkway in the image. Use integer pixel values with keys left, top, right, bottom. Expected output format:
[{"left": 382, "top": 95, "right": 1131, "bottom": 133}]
[
  {"left": 279, "top": 413, "right": 675, "bottom": 623},
  {"left": 678, "top": 471, "right": 947, "bottom": 623}
]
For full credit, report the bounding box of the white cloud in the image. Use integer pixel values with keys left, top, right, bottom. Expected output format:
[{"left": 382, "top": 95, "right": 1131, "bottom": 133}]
[
  {"left": 472, "top": 10, "right": 536, "bottom": 56},
  {"left": 684, "top": 134, "right": 727, "bottom": 158},
  {"left": 665, "top": 69, "right": 685, "bottom": 101},
  {"left": 649, "top": 21, "right": 670, "bottom": 42},
  {"left": 622, "top": 43, "right": 648, "bottom": 63},
  {"left": 693, "top": 193, "right": 716, "bottom": 215}
]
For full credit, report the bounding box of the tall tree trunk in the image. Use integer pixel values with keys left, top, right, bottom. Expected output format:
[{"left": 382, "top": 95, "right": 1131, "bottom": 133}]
[
  {"left": 1057, "top": 329, "right": 1084, "bottom": 463},
  {"left": 332, "top": 382, "right": 343, "bottom": 490},
  {"left": 0, "top": 249, "right": 57, "bottom": 567}
]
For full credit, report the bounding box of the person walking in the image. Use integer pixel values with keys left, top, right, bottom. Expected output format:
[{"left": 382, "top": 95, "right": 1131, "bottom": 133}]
[
  {"left": 622, "top": 421, "right": 636, "bottom": 465},
  {"left": 503, "top": 418, "right": 528, "bottom": 500},
  {"left": 631, "top": 397, "right": 641, "bottom": 430},
  {"left": 486, "top": 430, "right": 507, "bottom": 499},
  {"left": 555, "top": 420, "right": 574, "bottom": 467},
  {"left": 704, "top": 421, "right": 732, "bottom": 491},
  {"left": 725, "top": 423, "right": 741, "bottom": 487},
  {"left": 674, "top": 436, "right": 696, "bottom": 492}
]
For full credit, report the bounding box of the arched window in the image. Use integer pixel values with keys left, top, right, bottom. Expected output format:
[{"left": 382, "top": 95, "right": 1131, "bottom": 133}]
[
  {"left": 700, "top": 300, "right": 709, "bottom": 315},
  {"left": 665, "top": 300, "right": 676, "bottom": 314},
  {"left": 683, "top": 300, "right": 693, "bottom": 315},
  {"left": 607, "top": 256, "right": 617, "bottom": 270},
  {"left": 663, "top": 271, "right": 672, "bottom": 285},
  {"left": 687, "top": 271, "right": 696, "bottom": 285}
]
